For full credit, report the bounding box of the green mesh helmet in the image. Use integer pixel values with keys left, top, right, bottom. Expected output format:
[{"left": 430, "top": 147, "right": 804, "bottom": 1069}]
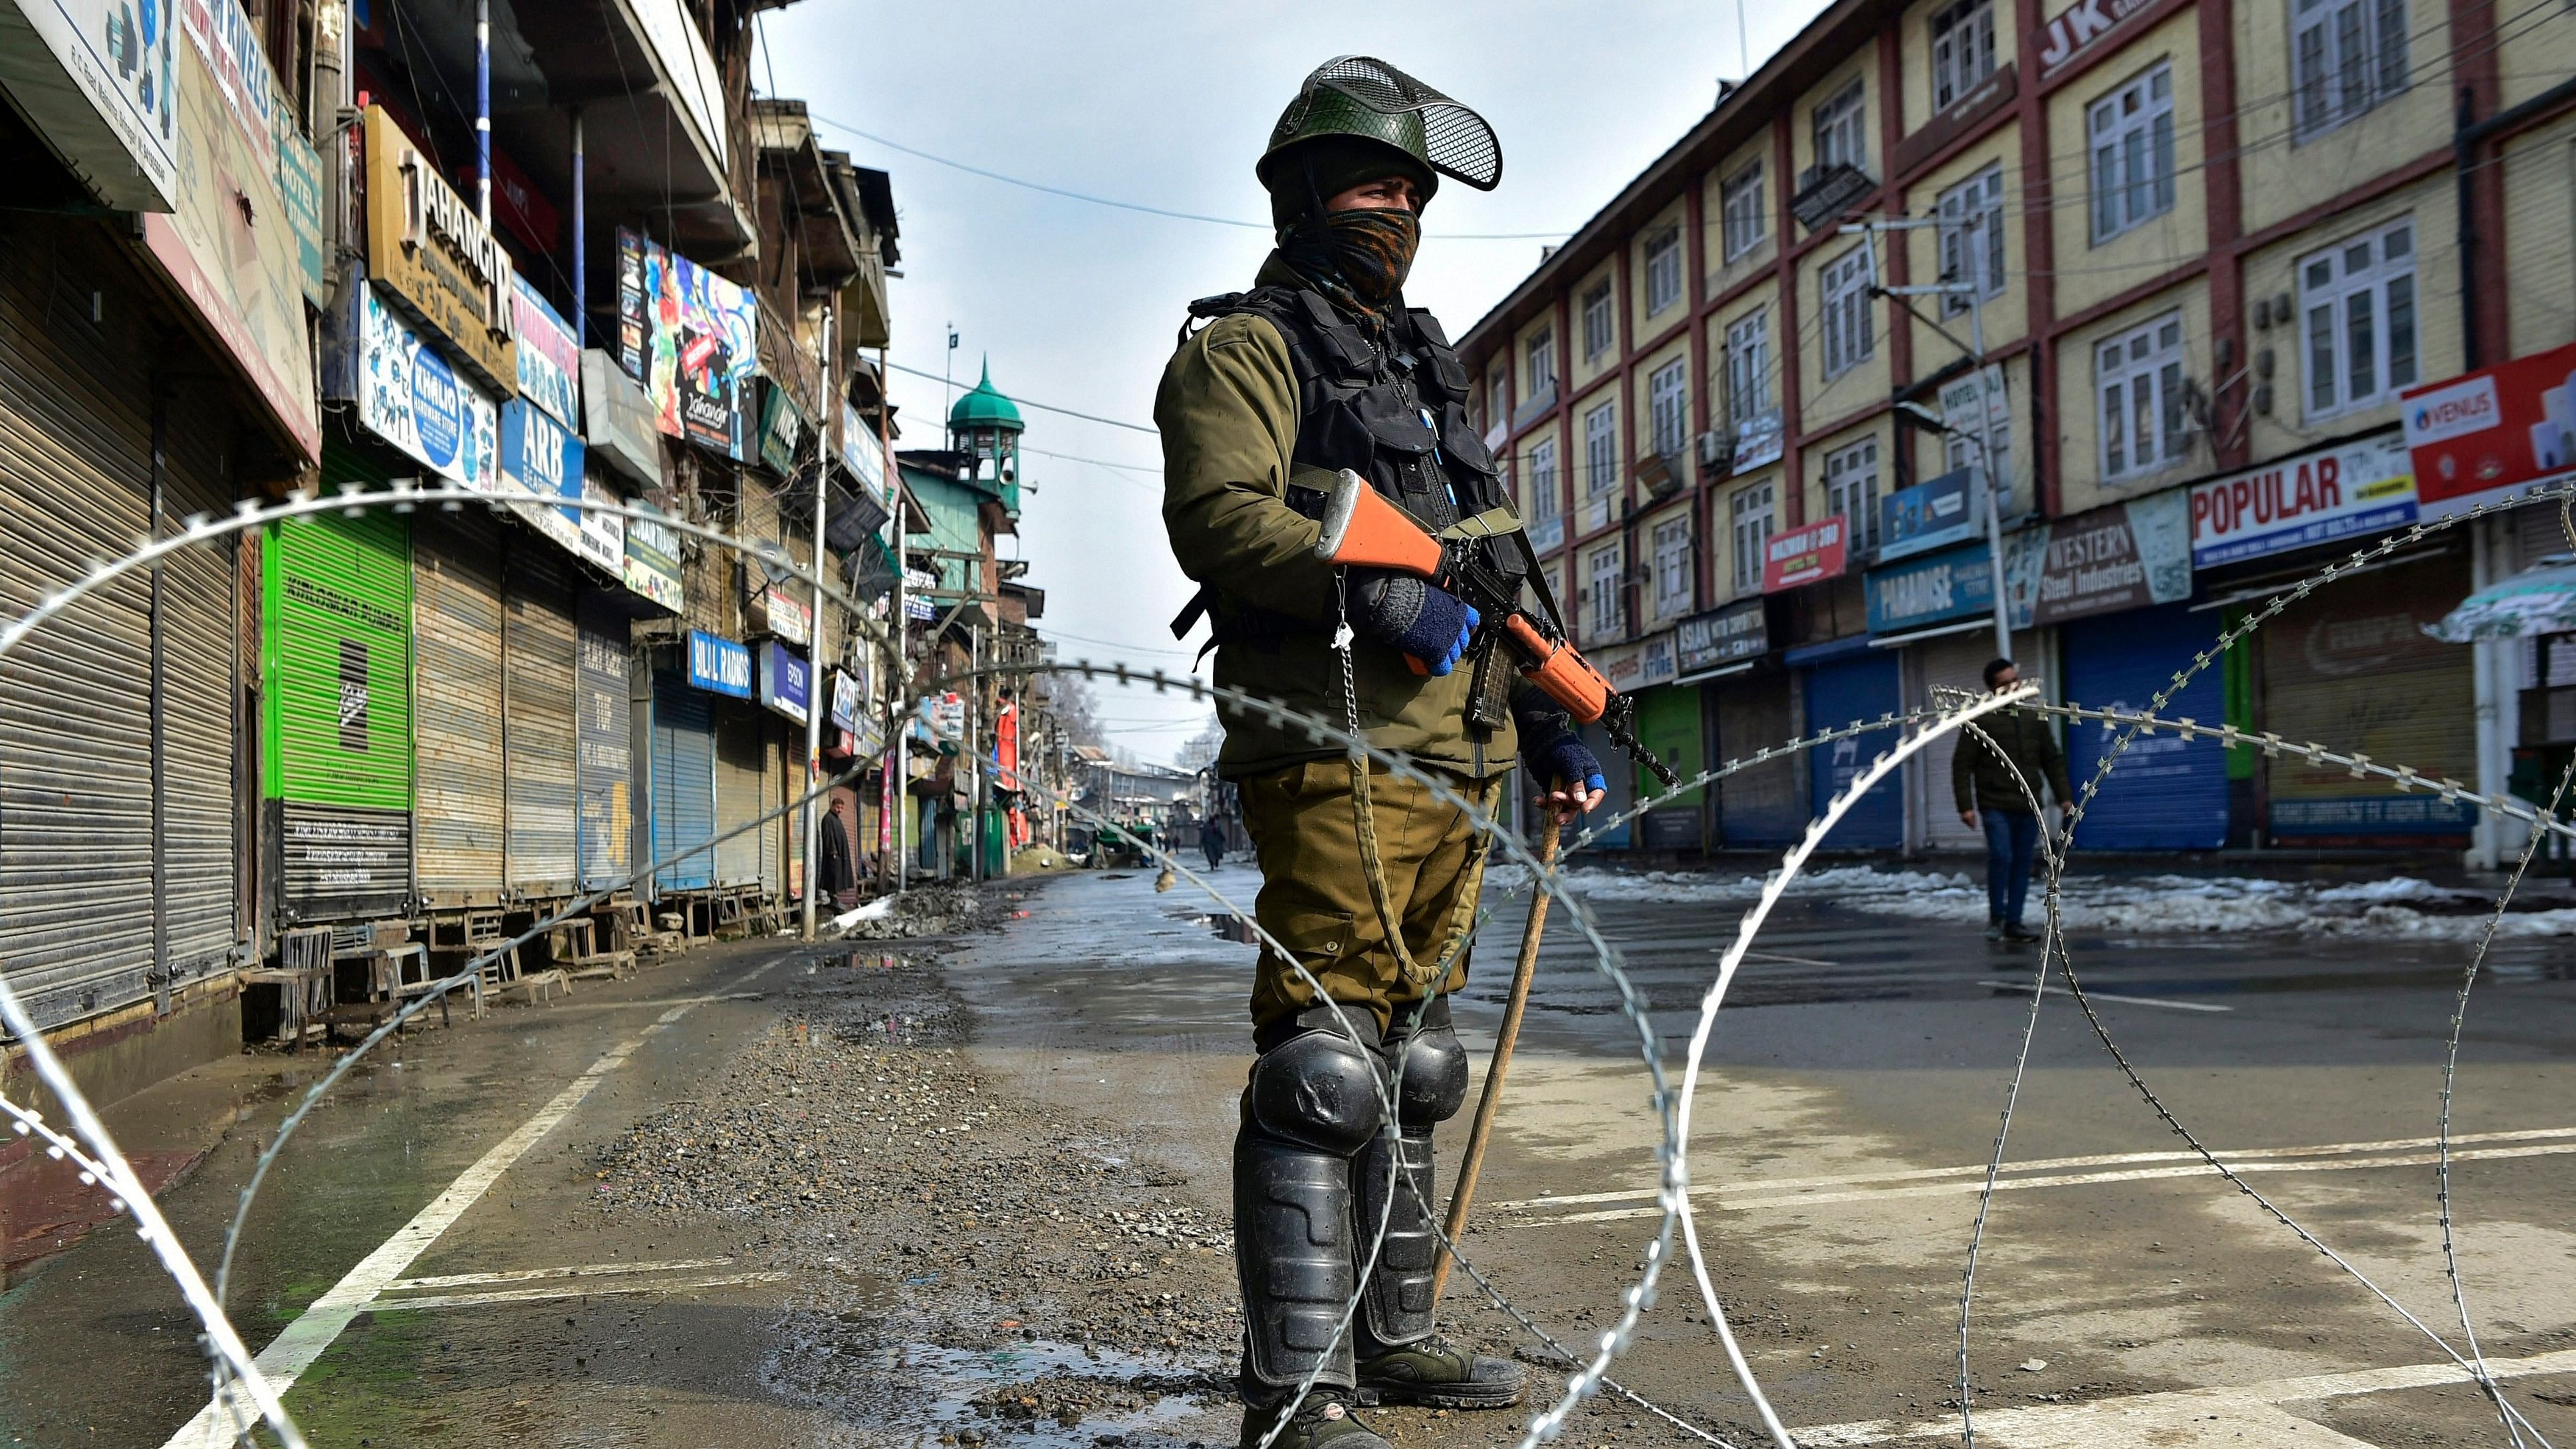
[{"left": 1255, "top": 56, "right": 1503, "bottom": 207}]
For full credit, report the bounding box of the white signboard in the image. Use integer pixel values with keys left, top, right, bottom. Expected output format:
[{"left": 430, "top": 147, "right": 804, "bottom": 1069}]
[
  {"left": 1, "top": 0, "right": 182, "bottom": 210},
  {"left": 2188, "top": 433, "right": 2414, "bottom": 568},
  {"left": 577, "top": 475, "right": 625, "bottom": 576},
  {"left": 357, "top": 282, "right": 499, "bottom": 489}
]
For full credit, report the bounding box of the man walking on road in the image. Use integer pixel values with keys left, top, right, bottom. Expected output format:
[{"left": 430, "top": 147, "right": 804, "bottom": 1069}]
[
  {"left": 1157, "top": 57, "right": 1603, "bottom": 1449},
  {"left": 819, "top": 796, "right": 858, "bottom": 910},
  {"left": 1954, "top": 658, "right": 2073, "bottom": 942}
]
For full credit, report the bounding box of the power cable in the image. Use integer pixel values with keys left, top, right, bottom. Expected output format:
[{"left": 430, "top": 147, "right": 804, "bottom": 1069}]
[{"left": 883, "top": 359, "right": 1159, "bottom": 434}]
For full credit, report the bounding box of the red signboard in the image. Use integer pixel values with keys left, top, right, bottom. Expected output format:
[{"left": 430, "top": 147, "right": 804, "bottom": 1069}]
[
  {"left": 1762, "top": 516, "right": 1848, "bottom": 593},
  {"left": 2402, "top": 339, "right": 2576, "bottom": 513}
]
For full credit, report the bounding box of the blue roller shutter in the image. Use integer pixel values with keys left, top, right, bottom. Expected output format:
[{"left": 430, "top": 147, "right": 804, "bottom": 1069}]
[
  {"left": 2060, "top": 602, "right": 2230, "bottom": 849},
  {"left": 651, "top": 670, "right": 716, "bottom": 890},
  {"left": 1804, "top": 652, "right": 1904, "bottom": 850},
  {"left": 1716, "top": 672, "right": 1803, "bottom": 847}
]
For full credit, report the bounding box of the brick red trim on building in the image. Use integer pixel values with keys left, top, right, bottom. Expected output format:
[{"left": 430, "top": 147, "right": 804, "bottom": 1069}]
[
  {"left": 1878, "top": 26, "right": 1916, "bottom": 412},
  {"left": 2013, "top": 0, "right": 2063, "bottom": 518},
  {"left": 1773, "top": 114, "right": 1808, "bottom": 527},
  {"left": 2198, "top": 0, "right": 2250, "bottom": 469}
]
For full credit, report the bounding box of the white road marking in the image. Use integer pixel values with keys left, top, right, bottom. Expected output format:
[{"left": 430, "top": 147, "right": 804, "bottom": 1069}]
[
  {"left": 546, "top": 991, "right": 769, "bottom": 1014},
  {"left": 1977, "top": 979, "right": 2235, "bottom": 1011},
  {"left": 384, "top": 1257, "right": 738, "bottom": 1291},
  {"left": 1740, "top": 948, "right": 1843, "bottom": 968},
  {"left": 370, "top": 1271, "right": 791, "bottom": 1312},
  {"left": 156, "top": 952, "right": 797, "bottom": 1448},
  {"left": 1794, "top": 1345, "right": 2576, "bottom": 1446}
]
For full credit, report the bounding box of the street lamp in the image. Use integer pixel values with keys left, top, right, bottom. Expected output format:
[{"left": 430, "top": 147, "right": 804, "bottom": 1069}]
[{"left": 1894, "top": 398, "right": 2013, "bottom": 660}]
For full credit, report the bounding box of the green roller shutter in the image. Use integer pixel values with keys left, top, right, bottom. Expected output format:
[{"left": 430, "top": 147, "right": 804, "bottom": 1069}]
[{"left": 1632, "top": 682, "right": 1704, "bottom": 850}]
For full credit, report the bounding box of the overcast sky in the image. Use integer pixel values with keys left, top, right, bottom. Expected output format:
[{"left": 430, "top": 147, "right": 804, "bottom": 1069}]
[{"left": 756, "top": 1, "right": 1832, "bottom": 765}]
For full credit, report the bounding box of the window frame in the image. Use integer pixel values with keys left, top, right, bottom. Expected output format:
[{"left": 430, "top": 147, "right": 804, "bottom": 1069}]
[
  {"left": 1587, "top": 541, "right": 1627, "bottom": 640},
  {"left": 2095, "top": 310, "right": 2190, "bottom": 482},
  {"left": 1648, "top": 356, "right": 1690, "bottom": 458},
  {"left": 1525, "top": 436, "right": 1561, "bottom": 521},
  {"left": 1930, "top": 0, "right": 1998, "bottom": 111},
  {"left": 1729, "top": 481, "right": 1775, "bottom": 596},
  {"left": 1819, "top": 246, "right": 1876, "bottom": 379},
  {"left": 1644, "top": 225, "right": 1685, "bottom": 316},
  {"left": 2088, "top": 62, "right": 2177, "bottom": 245},
  {"left": 1720, "top": 161, "right": 1767, "bottom": 262},
  {"left": 1583, "top": 399, "right": 1620, "bottom": 497},
  {"left": 2298, "top": 217, "right": 2418, "bottom": 419},
  {"left": 1651, "top": 512, "right": 1695, "bottom": 617},
  {"left": 1936, "top": 162, "right": 2008, "bottom": 313},
  {"left": 1525, "top": 327, "right": 1556, "bottom": 400},
  {"left": 2293, "top": 0, "right": 2410, "bottom": 140},
  {"left": 1813, "top": 78, "right": 1868, "bottom": 175},
  {"left": 1823, "top": 436, "right": 1882, "bottom": 552},
  {"left": 1581, "top": 281, "right": 1616, "bottom": 360},
  {"left": 1725, "top": 308, "right": 1772, "bottom": 428}
]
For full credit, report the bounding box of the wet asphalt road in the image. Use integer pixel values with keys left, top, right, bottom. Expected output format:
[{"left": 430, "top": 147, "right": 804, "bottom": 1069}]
[{"left": 2, "top": 858, "right": 2573, "bottom": 1448}]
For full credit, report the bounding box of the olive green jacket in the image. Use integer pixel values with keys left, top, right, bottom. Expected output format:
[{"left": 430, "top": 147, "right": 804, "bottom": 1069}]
[
  {"left": 1156, "top": 262, "right": 1520, "bottom": 780},
  {"left": 1951, "top": 708, "right": 2073, "bottom": 813}
]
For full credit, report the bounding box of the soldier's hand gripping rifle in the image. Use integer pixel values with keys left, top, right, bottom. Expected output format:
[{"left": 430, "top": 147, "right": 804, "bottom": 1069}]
[{"left": 1313, "top": 469, "right": 1680, "bottom": 787}]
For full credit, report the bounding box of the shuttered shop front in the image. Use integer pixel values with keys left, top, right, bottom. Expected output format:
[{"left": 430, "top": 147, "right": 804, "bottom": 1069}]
[
  {"left": 1632, "top": 684, "right": 1705, "bottom": 850},
  {"left": 576, "top": 596, "right": 632, "bottom": 891},
  {"left": 2061, "top": 604, "right": 2230, "bottom": 849},
  {"left": 504, "top": 552, "right": 579, "bottom": 897},
  {"left": 1803, "top": 650, "right": 1903, "bottom": 850},
  {"left": 158, "top": 386, "right": 240, "bottom": 975},
  {"left": 2260, "top": 553, "right": 2476, "bottom": 841},
  {"left": 715, "top": 707, "right": 765, "bottom": 887},
  {"left": 414, "top": 516, "right": 508, "bottom": 906},
  {"left": 651, "top": 670, "right": 717, "bottom": 890},
  {"left": 1715, "top": 672, "right": 1801, "bottom": 847},
  {"left": 263, "top": 509, "right": 415, "bottom": 922},
  {"left": 0, "top": 239, "right": 154, "bottom": 1026}
]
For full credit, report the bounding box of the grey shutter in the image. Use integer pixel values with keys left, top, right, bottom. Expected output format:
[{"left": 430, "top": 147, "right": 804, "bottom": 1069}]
[
  {"left": 504, "top": 550, "right": 579, "bottom": 898},
  {"left": 714, "top": 706, "right": 763, "bottom": 886},
  {"left": 414, "top": 514, "right": 508, "bottom": 906},
  {"left": 158, "top": 384, "right": 240, "bottom": 982},
  {"left": 576, "top": 596, "right": 632, "bottom": 890}
]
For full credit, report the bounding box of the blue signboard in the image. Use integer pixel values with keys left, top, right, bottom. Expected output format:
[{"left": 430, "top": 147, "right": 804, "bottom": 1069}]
[
  {"left": 501, "top": 397, "right": 586, "bottom": 519},
  {"left": 1867, "top": 540, "right": 1994, "bottom": 635},
  {"left": 759, "top": 642, "right": 810, "bottom": 725},
  {"left": 686, "top": 629, "right": 753, "bottom": 698},
  {"left": 1878, "top": 468, "right": 1979, "bottom": 561}
]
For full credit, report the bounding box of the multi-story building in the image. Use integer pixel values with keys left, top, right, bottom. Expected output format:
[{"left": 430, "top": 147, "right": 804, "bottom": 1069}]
[{"left": 1462, "top": 0, "right": 2576, "bottom": 862}]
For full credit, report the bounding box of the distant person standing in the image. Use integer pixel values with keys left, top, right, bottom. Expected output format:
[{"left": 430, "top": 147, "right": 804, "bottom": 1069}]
[
  {"left": 819, "top": 797, "right": 858, "bottom": 910},
  {"left": 1953, "top": 659, "right": 2073, "bottom": 942},
  {"left": 1200, "top": 813, "right": 1227, "bottom": 871}
]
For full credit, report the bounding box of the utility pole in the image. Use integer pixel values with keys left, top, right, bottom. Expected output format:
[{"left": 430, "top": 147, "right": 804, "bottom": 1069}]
[
  {"left": 799, "top": 307, "right": 833, "bottom": 940},
  {"left": 880, "top": 344, "right": 907, "bottom": 898},
  {"left": 1847, "top": 215, "right": 2015, "bottom": 661}
]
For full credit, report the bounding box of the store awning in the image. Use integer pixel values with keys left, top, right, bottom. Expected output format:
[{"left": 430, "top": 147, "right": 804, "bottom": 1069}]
[{"left": 2428, "top": 558, "right": 2576, "bottom": 642}]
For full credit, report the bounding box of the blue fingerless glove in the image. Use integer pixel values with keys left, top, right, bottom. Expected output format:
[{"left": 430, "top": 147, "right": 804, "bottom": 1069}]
[
  {"left": 1523, "top": 720, "right": 1606, "bottom": 795},
  {"left": 1352, "top": 571, "right": 1480, "bottom": 676}
]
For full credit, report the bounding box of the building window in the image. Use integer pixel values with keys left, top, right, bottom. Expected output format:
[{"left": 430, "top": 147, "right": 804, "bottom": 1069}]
[
  {"left": 1721, "top": 161, "right": 1767, "bottom": 261},
  {"left": 1526, "top": 437, "right": 1561, "bottom": 521},
  {"left": 1483, "top": 364, "right": 1509, "bottom": 433},
  {"left": 1936, "top": 163, "right": 2007, "bottom": 312},
  {"left": 2097, "top": 311, "right": 2188, "bottom": 480},
  {"left": 1648, "top": 357, "right": 1690, "bottom": 458},
  {"left": 2301, "top": 218, "right": 2417, "bottom": 418},
  {"left": 1725, "top": 309, "right": 1772, "bottom": 426},
  {"left": 1930, "top": 0, "right": 1997, "bottom": 110},
  {"left": 1820, "top": 246, "right": 1875, "bottom": 379},
  {"left": 2295, "top": 0, "right": 2409, "bottom": 138},
  {"left": 1652, "top": 513, "right": 1694, "bottom": 617},
  {"left": 2089, "top": 63, "right": 2175, "bottom": 244},
  {"left": 1825, "top": 436, "right": 1882, "bottom": 551},
  {"left": 1643, "top": 225, "right": 1684, "bottom": 317},
  {"left": 1525, "top": 327, "right": 1556, "bottom": 400},
  {"left": 1587, "top": 541, "right": 1626, "bottom": 640},
  {"left": 1581, "top": 281, "right": 1616, "bottom": 360},
  {"left": 1814, "top": 79, "right": 1868, "bottom": 174},
  {"left": 1730, "top": 482, "right": 1775, "bottom": 594},
  {"left": 1584, "top": 400, "right": 1619, "bottom": 497}
]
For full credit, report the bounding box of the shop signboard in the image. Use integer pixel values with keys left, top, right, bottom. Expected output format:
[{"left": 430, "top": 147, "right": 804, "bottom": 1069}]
[
  {"left": 497, "top": 396, "right": 586, "bottom": 558},
  {"left": 178, "top": 0, "right": 279, "bottom": 171},
  {"left": 1879, "top": 467, "right": 1978, "bottom": 562},
  {"left": 357, "top": 281, "right": 499, "bottom": 489},
  {"left": 622, "top": 499, "right": 684, "bottom": 612},
  {"left": 686, "top": 629, "right": 753, "bottom": 699},
  {"left": 363, "top": 104, "right": 517, "bottom": 392},
  {"left": 759, "top": 642, "right": 810, "bottom": 725},
  {"left": 576, "top": 473, "right": 624, "bottom": 577},
  {"left": 829, "top": 668, "right": 862, "bottom": 733},
  {"left": 1676, "top": 598, "right": 1767, "bottom": 673},
  {"left": 759, "top": 381, "right": 809, "bottom": 477},
  {"left": 616, "top": 227, "right": 758, "bottom": 460},
  {"left": 1592, "top": 630, "right": 1678, "bottom": 693},
  {"left": 2032, "top": 488, "right": 2192, "bottom": 625},
  {"left": 2402, "top": 340, "right": 2576, "bottom": 515},
  {"left": 1867, "top": 540, "right": 1995, "bottom": 635},
  {"left": 274, "top": 120, "right": 327, "bottom": 307},
  {"left": 136, "top": 37, "right": 317, "bottom": 460},
  {"left": 751, "top": 584, "right": 813, "bottom": 646},
  {"left": 2035, "top": 0, "right": 2158, "bottom": 76},
  {"left": 0, "top": 0, "right": 182, "bottom": 210},
  {"left": 580, "top": 347, "right": 660, "bottom": 486},
  {"left": 1733, "top": 408, "right": 1785, "bottom": 475},
  {"left": 841, "top": 402, "right": 887, "bottom": 495},
  {"left": 511, "top": 275, "right": 580, "bottom": 428},
  {"left": 1761, "top": 516, "right": 1847, "bottom": 592},
  {"left": 2189, "top": 432, "right": 2414, "bottom": 567}
]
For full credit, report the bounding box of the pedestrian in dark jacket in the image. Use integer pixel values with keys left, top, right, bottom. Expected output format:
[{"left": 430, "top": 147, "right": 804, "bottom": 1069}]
[
  {"left": 1952, "top": 658, "right": 2073, "bottom": 941},
  {"left": 819, "top": 797, "right": 856, "bottom": 908},
  {"left": 1200, "top": 814, "right": 1227, "bottom": 871}
]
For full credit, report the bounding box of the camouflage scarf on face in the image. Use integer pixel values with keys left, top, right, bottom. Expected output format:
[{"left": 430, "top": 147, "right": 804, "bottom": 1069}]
[{"left": 1278, "top": 206, "right": 1422, "bottom": 318}]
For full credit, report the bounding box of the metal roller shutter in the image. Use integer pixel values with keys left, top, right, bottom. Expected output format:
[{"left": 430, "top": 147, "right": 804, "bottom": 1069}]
[
  {"left": 715, "top": 706, "right": 764, "bottom": 886},
  {"left": 0, "top": 238, "right": 155, "bottom": 1028},
  {"left": 1804, "top": 652, "right": 1904, "bottom": 851},
  {"left": 504, "top": 551, "right": 579, "bottom": 898},
  {"left": 2260, "top": 553, "right": 2476, "bottom": 840},
  {"left": 2061, "top": 603, "right": 2231, "bottom": 849},
  {"left": 157, "top": 385, "right": 239, "bottom": 978},
  {"left": 651, "top": 670, "right": 715, "bottom": 890},
  {"left": 1632, "top": 684, "right": 1705, "bottom": 851},
  {"left": 2513, "top": 501, "right": 2573, "bottom": 571},
  {"left": 765, "top": 727, "right": 787, "bottom": 896},
  {"left": 1913, "top": 628, "right": 2049, "bottom": 853},
  {"left": 414, "top": 515, "right": 508, "bottom": 906},
  {"left": 263, "top": 506, "right": 415, "bottom": 921},
  {"left": 1716, "top": 671, "right": 1801, "bottom": 847},
  {"left": 575, "top": 596, "right": 632, "bottom": 891}
]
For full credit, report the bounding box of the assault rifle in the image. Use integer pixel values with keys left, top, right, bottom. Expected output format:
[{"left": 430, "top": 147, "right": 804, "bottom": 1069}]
[{"left": 1313, "top": 469, "right": 1679, "bottom": 787}]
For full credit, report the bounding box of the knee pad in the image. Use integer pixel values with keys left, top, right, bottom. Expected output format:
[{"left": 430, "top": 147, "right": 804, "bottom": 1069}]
[
  {"left": 1388, "top": 1024, "right": 1468, "bottom": 1127},
  {"left": 1245, "top": 1028, "right": 1384, "bottom": 1156}
]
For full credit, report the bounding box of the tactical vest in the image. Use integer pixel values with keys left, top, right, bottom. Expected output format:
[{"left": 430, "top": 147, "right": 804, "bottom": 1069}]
[{"left": 1172, "top": 285, "right": 1532, "bottom": 647}]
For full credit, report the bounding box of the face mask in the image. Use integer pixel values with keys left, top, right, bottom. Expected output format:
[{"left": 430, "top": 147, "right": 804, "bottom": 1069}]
[{"left": 1281, "top": 206, "right": 1422, "bottom": 313}]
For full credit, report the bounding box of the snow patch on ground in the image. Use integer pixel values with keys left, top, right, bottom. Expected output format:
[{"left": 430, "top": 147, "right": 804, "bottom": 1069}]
[{"left": 1487, "top": 864, "right": 2576, "bottom": 941}]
